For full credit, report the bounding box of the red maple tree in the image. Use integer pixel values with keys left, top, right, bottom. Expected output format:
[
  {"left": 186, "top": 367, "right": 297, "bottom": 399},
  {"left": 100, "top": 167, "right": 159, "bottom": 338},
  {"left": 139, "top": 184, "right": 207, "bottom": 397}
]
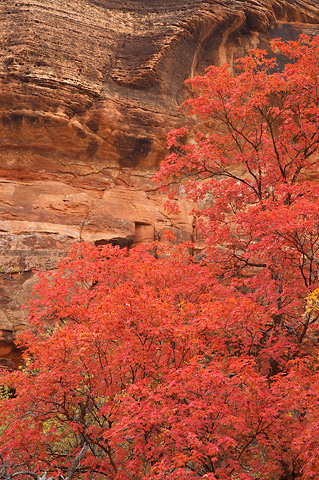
[
  {"left": 155, "top": 34, "right": 319, "bottom": 362},
  {"left": 0, "top": 242, "right": 310, "bottom": 480},
  {"left": 1, "top": 35, "right": 319, "bottom": 480}
]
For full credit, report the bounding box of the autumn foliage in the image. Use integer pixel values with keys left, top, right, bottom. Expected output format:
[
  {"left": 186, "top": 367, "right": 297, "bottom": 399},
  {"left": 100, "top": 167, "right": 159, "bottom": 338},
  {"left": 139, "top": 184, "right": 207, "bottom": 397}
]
[
  {"left": 155, "top": 35, "right": 319, "bottom": 334},
  {"left": 2, "top": 35, "right": 319, "bottom": 480}
]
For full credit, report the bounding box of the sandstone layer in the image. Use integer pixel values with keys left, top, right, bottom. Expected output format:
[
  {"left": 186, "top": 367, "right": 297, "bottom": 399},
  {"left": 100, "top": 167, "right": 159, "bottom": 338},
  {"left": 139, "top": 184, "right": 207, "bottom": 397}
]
[{"left": 0, "top": 0, "right": 319, "bottom": 362}]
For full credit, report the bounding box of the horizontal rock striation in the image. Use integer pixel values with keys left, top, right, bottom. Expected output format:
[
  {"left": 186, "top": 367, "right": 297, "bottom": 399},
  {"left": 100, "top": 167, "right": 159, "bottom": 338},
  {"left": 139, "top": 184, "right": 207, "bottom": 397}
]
[{"left": 0, "top": 0, "right": 319, "bottom": 354}]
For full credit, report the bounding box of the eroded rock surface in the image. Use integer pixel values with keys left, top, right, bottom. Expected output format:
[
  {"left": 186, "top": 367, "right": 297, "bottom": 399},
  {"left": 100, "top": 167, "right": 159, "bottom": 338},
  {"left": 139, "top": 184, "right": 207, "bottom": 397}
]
[{"left": 0, "top": 0, "right": 319, "bottom": 350}]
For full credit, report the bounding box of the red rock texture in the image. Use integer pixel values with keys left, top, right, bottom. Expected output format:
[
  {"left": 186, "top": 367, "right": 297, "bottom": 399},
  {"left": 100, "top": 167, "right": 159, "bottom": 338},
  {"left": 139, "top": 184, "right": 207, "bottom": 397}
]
[{"left": 0, "top": 0, "right": 319, "bottom": 353}]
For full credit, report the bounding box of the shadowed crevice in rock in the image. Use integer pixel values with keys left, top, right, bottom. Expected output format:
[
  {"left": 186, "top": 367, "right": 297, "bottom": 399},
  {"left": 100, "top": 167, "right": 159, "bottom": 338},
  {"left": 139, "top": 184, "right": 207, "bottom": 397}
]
[
  {"left": 95, "top": 236, "right": 135, "bottom": 248},
  {"left": 115, "top": 133, "right": 152, "bottom": 168}
]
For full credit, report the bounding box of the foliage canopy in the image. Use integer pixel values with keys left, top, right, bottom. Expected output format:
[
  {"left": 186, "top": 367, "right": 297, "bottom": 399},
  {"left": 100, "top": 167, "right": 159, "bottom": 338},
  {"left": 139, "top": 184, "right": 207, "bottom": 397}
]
[{"left": 2, "top": 35, "right": 319, "bottom": 480}]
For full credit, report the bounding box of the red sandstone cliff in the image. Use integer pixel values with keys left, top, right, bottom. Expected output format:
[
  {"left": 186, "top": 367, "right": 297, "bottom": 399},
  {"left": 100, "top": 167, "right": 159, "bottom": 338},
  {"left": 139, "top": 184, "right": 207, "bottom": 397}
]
[{"left": 0, "top": 0, "right": 319, "bottom": 363}]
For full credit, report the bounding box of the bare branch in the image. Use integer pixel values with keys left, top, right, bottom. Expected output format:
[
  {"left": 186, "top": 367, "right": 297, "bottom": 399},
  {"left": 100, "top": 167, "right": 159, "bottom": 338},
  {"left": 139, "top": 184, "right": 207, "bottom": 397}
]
[{"left": 65, "top": 443, "right": 88, "bottom": 480}]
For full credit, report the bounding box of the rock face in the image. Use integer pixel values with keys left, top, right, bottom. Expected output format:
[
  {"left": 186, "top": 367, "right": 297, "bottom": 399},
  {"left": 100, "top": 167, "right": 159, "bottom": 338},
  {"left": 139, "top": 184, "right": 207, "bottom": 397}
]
[{"left": 0, "top": 0, "right": 319, "bottom": 358}]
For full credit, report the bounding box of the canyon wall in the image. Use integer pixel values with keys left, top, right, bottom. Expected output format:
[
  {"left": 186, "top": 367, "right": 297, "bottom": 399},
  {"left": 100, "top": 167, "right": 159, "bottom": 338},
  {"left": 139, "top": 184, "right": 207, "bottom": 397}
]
[{"left": 0, "top": 0, "right": 319, "bottom": 364}]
